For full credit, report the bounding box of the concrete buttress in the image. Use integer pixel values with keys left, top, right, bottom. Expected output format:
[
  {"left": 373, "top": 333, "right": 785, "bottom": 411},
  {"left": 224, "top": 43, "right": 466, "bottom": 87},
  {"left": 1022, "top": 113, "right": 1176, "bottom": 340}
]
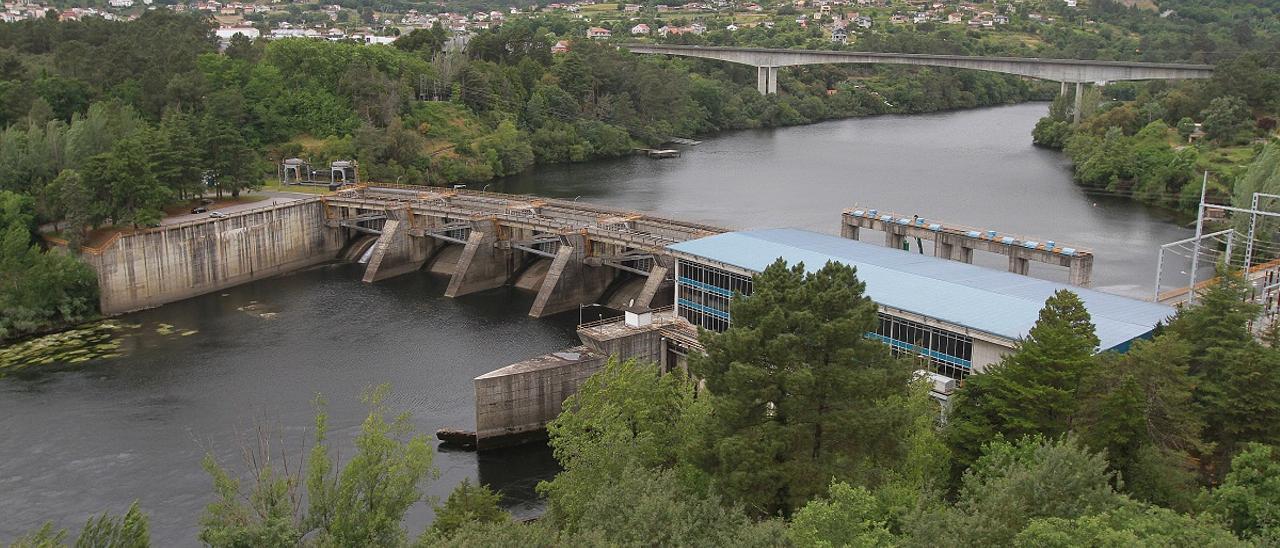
[
  {"left": 528, "top": 240, "right": 617, "bottom": 318},
  {"left": 445, "top": 230, "right": 512, "bottom": 298}
]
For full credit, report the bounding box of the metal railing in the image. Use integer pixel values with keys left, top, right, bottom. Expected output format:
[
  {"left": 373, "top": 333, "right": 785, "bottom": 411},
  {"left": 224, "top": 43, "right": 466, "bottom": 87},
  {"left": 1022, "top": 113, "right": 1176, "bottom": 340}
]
[{"left": 576, "top": 305, "right": 676, "bottom": 329}]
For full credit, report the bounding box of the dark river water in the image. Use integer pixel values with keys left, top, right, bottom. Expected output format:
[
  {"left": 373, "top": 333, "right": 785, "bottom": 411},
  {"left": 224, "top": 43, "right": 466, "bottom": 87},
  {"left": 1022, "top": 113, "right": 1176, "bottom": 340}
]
[{"left": 0, "top": 102, "right": 1193, "bottom": 544}]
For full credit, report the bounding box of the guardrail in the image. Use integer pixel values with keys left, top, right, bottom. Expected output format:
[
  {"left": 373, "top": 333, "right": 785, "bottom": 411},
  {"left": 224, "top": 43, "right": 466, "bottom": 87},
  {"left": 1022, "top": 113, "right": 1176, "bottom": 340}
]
[{"left": 576, "top": 305, "right": 676, "bottom": 329}]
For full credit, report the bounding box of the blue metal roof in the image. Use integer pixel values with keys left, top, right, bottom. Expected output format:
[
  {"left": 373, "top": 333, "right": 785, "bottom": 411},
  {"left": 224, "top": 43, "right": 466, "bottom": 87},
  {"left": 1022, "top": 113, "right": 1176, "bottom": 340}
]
[{"left": 666, "top": 228, "right": 1174, "bottom": 351}]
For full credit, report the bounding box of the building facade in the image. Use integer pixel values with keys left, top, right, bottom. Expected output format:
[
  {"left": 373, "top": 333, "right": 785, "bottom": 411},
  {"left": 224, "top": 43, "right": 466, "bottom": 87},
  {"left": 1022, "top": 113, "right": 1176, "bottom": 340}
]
[{"left": 667, "top": 229, "right": 1173, "bottom": 382}]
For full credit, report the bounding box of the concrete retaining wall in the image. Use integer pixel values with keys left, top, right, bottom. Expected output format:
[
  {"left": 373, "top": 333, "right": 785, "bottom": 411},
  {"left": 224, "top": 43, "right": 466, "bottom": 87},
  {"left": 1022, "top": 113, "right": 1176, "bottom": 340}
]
[
  {"left": 474, "top": 346, "right": 607, "bottom": 449},
  {"left": 88, "top": 199, "right": 345, "bottom": 315}
]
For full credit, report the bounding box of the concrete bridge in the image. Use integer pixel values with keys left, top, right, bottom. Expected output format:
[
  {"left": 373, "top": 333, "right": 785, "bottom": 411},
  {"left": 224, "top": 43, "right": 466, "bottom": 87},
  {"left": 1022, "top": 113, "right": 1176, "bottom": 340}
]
[{"left": 625, "top": 44, "right": 1214, "bottom": 121}]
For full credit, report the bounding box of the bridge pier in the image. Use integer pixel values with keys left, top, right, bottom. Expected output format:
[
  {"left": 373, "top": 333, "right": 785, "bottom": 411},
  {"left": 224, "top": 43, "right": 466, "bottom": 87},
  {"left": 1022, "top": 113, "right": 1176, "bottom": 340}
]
[
  {"left": 1008, "top": 253, "right": 1030, "bottom": 276},
  {"left": 1069, "top": 254, "right": 1093, "bottom": 286},
  {"left": 756, "top": 66, "right": 779, "bottom": 95},
  {"left": 885, "top": 228, "right": 906, "bottom": 251},
  {"left": 1073, "top": 81, "right": 1084, "bottom": 124}
]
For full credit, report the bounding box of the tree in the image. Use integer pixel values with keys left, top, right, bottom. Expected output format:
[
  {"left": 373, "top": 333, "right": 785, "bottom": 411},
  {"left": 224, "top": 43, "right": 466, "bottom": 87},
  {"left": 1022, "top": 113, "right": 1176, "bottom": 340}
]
[
  {"left": 9, "top": 502, "right": 150, "bottom": 548},
  {"left": 199, "top": 117, "right": 259, "bottom": 198},
  {"left": 1074, "top": 335, "right": 1205, "bottom": 509},
  {"left": 911, "top": 436, "right": 1123, "bottom": 547},
  {"left": 0, "top": 190, "right": 98, "bottom": 341},
  {"left": 1015, "top": 500, "right": 1249, "bottom": 547},
  {"left": 539, "top": 358, "right": 705, "bottom": 530},
  {"left": 691, "top": 259, "right": 913, "bottom": 517},
  {"left": 1209, "top": 443, "right": 1280, "bottom": 541},
  {"left": 1200, "top": 96, "right": 1253, "bottom": 145},
  {"left": 787, "top": 481, "right": 898, "bottom": 547},
  {"left": 1168, "top": 270, "right": 1280, "bottom": 472},
  {"left": 85, "top": 135, "right": 170, "bottom": 227},
  {"left": 423, "top": 479, "right": 509, "bottom": 541},
  {"left": 947, "top": 290, "right": 1099, "bottom": 470},
  {"left": 150, "top": 110, "right": 203, "bottom": 200},
  {"left": 199, "top": 387, "right": 436, "bottom": 547}
]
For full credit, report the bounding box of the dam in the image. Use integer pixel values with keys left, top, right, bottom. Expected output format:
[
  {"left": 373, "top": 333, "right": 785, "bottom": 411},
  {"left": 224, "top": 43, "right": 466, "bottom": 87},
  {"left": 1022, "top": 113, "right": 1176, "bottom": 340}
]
[{"left": 68, "top": 182, "right": 1168, "bottom": 451}]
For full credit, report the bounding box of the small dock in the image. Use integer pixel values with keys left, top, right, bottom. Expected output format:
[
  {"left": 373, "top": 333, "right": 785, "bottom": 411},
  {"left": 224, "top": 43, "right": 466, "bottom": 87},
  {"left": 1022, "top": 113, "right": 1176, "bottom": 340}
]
[
  {"left": 634, "top": 148, "right": 681, "bottom": 159},
  {"left": 664, "top": 137, "right": 701, "bottom": 146}
]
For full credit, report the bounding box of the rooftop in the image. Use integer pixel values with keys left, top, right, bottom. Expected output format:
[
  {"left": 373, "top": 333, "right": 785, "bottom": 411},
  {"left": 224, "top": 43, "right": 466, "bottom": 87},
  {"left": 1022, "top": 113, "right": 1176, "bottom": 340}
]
[{"left": 667, "top": 228, "right": 1175, "bottom": 351}]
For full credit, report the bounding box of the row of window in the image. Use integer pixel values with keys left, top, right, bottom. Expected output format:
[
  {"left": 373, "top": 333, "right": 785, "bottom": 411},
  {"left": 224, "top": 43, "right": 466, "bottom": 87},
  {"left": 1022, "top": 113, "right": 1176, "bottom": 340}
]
[
  {"left": 874, "top": 312, "right": 973, "bottom": 379},
  {"left": 674, "top": 259, "right": 974, "bottom": 380},
  {"left": 676, "top": 259, "right": 753, "bottom": 331}
]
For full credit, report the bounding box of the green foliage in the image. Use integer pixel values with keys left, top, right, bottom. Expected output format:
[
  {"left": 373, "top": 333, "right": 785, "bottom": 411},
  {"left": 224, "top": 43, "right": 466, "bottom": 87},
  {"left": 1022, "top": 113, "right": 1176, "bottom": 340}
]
[
  {"left": 422, "top": 479, "right": 510, "bottom": 541},
  {"left": 1015, "top": 500, "right": 1250, "bottom": 547},
  {"left": 787, "top": 481, "right": 898, "bottom": 547},
  {"left": 912, "top": 436, "right": 1124, "bottom": 547},
  {"left": 1169, "top": 270, "right": 1280, "bottom": 470},
  {"left": 9, "top": 502, "right": 150, "bottom": 548},
  {"left": 1201, "top": 96, "right": 1254, "bottom": 145},
  {"left": 551, "top": 464, "right": 785, "bottom": 547},
  {"left": 691, "top": 259, "right": 915, "bottom": 517},
  {"left": 540, "top": 357, "right": 705, "bottom": 529},
  {"left": 0, "top": 190, "right": 97, "bottom": 341},
  {"left": 199, "top": 387, "right": 437, "bottom": 547},
  {"left": 947, "top": 290, "right": 1099, "bottom": 470},
  {"left": 1074, "top": 335, "right": 1205, "bottom": 510},
  {"left": 1209, "top": 443, "right": 1280, "bottom": 540}
]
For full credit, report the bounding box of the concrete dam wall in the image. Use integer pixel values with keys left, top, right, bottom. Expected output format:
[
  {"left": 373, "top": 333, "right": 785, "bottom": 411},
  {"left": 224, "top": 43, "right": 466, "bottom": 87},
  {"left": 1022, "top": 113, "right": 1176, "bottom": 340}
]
[{"left": 87, "top": 199, "right": 346, "bottom": 315}]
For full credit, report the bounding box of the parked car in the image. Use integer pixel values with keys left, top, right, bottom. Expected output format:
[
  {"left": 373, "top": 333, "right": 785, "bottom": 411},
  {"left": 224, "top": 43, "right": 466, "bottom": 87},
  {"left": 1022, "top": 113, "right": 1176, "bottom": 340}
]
[
  {"left": 209, "top": 211, "right": 228, "bottom": 218},
  {"left": 191, "top": 206, "right": 207, "bottom": 214}
]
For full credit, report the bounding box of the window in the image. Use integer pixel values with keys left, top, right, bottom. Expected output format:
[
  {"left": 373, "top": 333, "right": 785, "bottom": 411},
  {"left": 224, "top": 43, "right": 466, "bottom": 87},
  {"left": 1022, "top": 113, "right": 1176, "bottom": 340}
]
[
  {"left": 873, "top": 312, "right": 973, "bottom": 380},
  {"left": 676, "top": 259, "right": 752, "bottom": 332}
]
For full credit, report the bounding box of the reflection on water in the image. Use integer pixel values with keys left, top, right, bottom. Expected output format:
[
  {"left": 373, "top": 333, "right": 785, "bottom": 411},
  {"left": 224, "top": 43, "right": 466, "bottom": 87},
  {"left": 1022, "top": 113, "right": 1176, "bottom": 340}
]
[
  {"left": 0, "top": 265, "right": 576, "bottom": 544},
  {"left": 496, "top": 102, "right": 1194, "bottom": 298},
  {"left": 0, "top": 103, "right": 1196, "bottom": 545}
]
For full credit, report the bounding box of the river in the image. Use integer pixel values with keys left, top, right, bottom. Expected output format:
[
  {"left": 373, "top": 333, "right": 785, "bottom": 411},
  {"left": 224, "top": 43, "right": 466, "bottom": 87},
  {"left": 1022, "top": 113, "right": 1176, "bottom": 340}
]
[{"left": 0, "top": 102, "right": 1193, "bottom": 544}]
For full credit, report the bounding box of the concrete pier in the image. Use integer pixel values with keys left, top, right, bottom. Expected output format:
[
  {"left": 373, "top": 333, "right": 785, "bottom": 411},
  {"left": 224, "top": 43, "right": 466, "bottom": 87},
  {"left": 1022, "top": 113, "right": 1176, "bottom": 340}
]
[
  {"left": 474, "top": 346, "right": 608, "bottom": 450},
  {"left": 841, "top": 208, "right": 1093, "bottom": 285},
  {"left": 472, "top": 307, "right": 684, "bottom": 449},
  {"left": 445, "top": 230, "right": 512, "bottom": 298}
]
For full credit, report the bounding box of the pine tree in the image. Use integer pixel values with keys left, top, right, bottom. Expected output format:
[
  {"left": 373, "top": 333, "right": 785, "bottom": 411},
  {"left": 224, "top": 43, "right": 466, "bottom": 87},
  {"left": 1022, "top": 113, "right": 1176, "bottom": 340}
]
[
  {"left": 1168, "top": 270, "right": 1280, "bottom": 474},
  {"left": 691, "top": 259, "right": 912, "bottom": 517},
  {"left": 946, "top": 290, "right": 1100, "bottom": 470},
  {"left": 1074, "top": 335, "right": 1205, "bottom": 509}
]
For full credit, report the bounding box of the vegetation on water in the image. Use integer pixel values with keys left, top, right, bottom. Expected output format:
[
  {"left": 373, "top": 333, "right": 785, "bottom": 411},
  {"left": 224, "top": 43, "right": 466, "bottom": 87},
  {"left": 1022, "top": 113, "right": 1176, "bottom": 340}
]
[
  {"left": 0, "top": 320, "right": 121, "bottom": 374},
  {"left": 12, "top": 260, "right": 1280, "bottom": 545}
]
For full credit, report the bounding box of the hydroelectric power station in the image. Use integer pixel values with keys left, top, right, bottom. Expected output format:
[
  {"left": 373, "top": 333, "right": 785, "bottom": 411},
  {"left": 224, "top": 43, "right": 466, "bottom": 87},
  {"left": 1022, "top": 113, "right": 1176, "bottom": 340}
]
[{"left": 72, "top": 184, "right": 1173, "bottom": 450}]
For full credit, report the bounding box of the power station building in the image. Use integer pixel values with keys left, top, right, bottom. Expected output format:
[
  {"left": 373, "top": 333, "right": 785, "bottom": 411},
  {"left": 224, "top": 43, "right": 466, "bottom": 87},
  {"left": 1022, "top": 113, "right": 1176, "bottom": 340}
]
[{"left": 667, "top": 228, "right": 1175, "bottom": 380}]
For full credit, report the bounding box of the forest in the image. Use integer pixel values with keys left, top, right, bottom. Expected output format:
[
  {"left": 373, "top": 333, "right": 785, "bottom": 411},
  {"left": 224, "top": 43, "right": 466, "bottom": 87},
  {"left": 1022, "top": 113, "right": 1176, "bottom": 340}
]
[{"left": 13, "top": 261, "right": 1280, "bottom": 546}]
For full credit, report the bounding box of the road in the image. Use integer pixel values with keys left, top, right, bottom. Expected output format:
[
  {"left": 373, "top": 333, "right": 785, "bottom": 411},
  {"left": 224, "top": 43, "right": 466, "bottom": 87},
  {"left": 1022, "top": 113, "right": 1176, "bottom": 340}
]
[{"left": 159, "top": 190, "right": 311, "bottom": 226}]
